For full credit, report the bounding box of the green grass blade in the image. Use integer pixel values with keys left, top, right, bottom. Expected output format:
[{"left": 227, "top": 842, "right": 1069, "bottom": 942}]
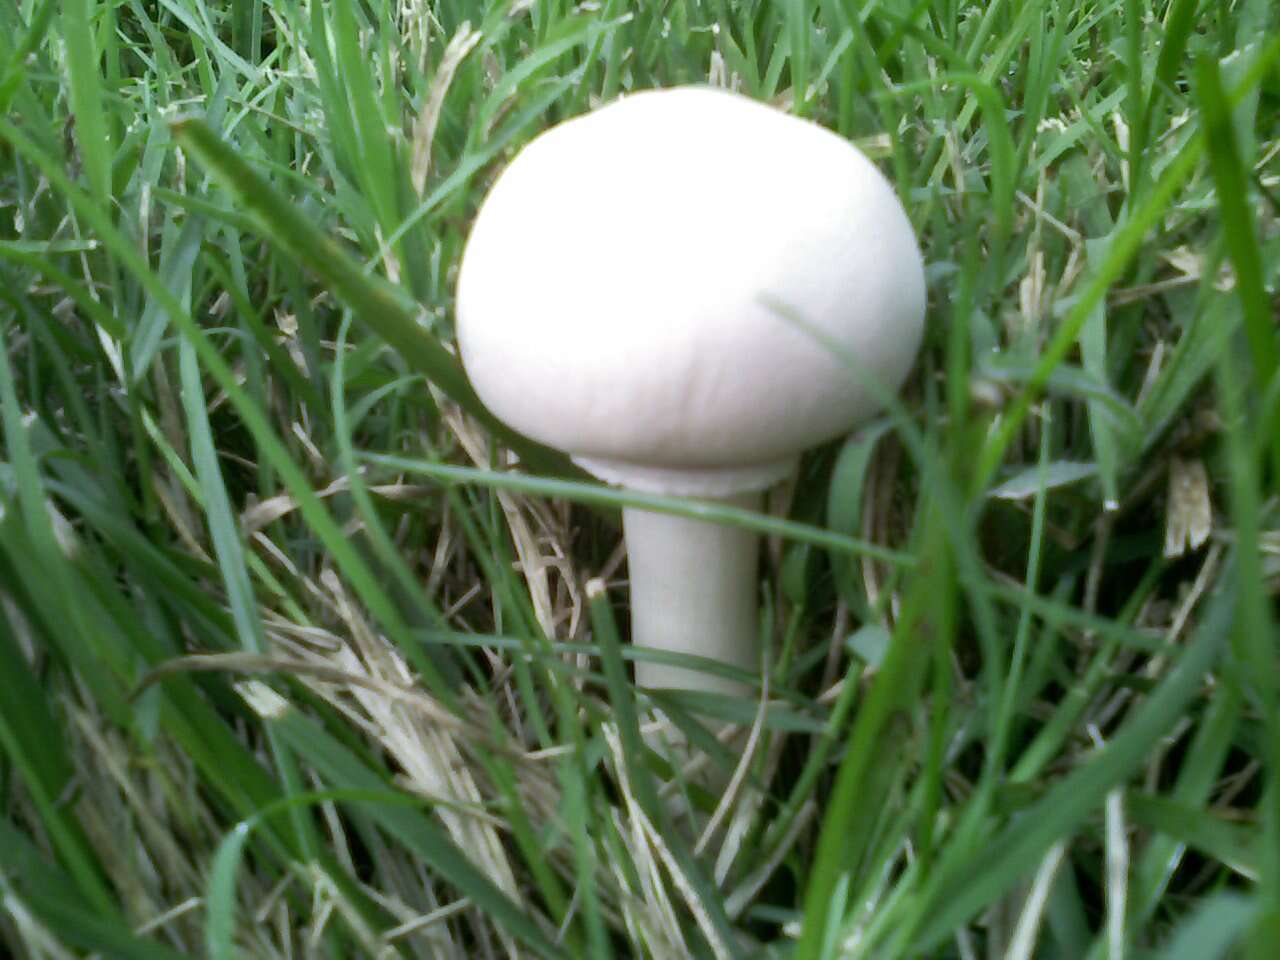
[
  {"left": 795, "top": 505, "right": 947, "bottom": 959},
  {"left": 1125, "top": 791, "right": 1259, "bottom": 881},
  {"left": 0, "top": 0, "right": 58, "bottom": 114},
  {"left": 1196, "top": 53, "right": 1280, "bottom": 483},
  {"left": 1155, "top": 0, "right": 1202, "bottom": 96},
  {"left": 1158, "top": 893, "right": 1258, "bottom": 960},
  {"left": 168, "top": 116, "right": 569, "bottom": 477},
  {"left": 908, "top": 565, "right": 1235, "bottom": 951},
  {"left": 0, "top": 113, "right": 454, "bottom": 700},
  {"left": 975, "top": 33, "right": 1280, "bottom": 491},
  {"left": 59, "top": 0, "right": 111, "bottom": 205}
]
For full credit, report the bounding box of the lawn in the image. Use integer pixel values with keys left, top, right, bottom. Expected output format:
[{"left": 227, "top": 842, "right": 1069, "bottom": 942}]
[{"left": 2, "top": 0, "right": 1279, "bottom": 957}]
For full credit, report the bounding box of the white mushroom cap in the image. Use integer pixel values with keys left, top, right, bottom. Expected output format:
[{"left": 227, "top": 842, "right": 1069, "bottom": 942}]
[{"left": 457, "top": 86, "right": 926, "bottom": 497}]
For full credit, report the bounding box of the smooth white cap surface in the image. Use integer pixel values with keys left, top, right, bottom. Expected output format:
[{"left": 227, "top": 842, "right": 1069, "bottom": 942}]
[{"left": 457, "top": 86, "right": 925, "bottom": 496}]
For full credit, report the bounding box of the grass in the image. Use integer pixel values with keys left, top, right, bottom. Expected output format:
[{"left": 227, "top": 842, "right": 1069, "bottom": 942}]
[{"left": 1, "top": 0, "right": 1279, "bottom": 956}]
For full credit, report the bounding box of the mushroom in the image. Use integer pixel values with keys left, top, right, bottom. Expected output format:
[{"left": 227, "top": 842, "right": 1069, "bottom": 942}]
[{"left": 456, "top": 86, "right": 925, "bottom": 699}]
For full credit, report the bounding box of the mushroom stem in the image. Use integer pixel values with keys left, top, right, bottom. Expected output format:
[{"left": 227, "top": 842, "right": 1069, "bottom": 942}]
[{"left": 623, "top": 492, "right": 761, "bottom": 696}]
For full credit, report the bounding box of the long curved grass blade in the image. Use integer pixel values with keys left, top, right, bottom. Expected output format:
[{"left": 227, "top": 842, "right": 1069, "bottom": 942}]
[{"left": 168, "top": 116, "right": 571, "bottom": 477}]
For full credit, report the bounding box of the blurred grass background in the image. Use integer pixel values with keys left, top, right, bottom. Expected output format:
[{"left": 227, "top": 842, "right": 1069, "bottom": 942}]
[{"left": 1, "top": 0, "right": 1279, "bottom": 957}]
